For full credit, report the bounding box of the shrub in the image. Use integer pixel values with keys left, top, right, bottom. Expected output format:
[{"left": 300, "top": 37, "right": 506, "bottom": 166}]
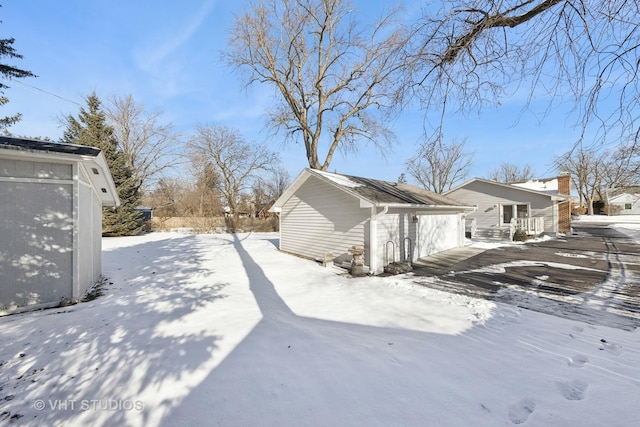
[{"left": 512, "top": 229, "right": 529, "bottom": 242}]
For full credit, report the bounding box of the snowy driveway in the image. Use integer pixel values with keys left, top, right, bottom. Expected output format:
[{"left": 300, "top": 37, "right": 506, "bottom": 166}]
[{"left": 413, "top": 223, "right": 640, "bottom": 330}]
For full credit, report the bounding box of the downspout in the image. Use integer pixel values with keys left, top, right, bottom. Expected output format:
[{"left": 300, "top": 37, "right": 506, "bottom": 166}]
[{"left": 369, "top": 205, "right": 389, "bottom": 275}]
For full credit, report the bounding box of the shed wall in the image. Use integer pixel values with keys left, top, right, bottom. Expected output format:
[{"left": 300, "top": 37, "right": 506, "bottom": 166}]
[
  {"left": 77, "top": 165, "right": 103, "bottom": 297},
  {"left": 0, "top": 180, "right": 73, "bottom": 313},
  {"left": 373, "top": 210, "right": 463, "bottom": 271},
  {"left": 376, "top": 210, "right": 416, "bottom": 268},
  {"left": 280, "top": 176, "right": 370, "bottom": 265}
]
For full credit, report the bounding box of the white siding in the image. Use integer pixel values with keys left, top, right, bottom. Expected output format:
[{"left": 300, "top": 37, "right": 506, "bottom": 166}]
[
  {"left": 77, "top": 166, "right": 103, "bottom": 297},
  {"left": 448, "top": 181, "right": 558, "bottom": 233},
  {"left": 0, "top": 158, "right": 72, "bottom": 180},
  {"left": 376, "top": 210, "right": 416, "bottom": 268},
  {"left": 373, "top": 210, "right": 462, "bottom": 271},
  {"left": 280, "top": 176, "right": 370, "bottom": 265},
  {"left": 609, "top": 193, "right": 640, "bottom": 215},
  {"left": 0, "top": 180, "right": 74, "bottom": 313}
]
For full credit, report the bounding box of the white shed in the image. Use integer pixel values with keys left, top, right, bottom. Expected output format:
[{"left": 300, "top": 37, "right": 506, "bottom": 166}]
[
  {"left": 0, "top": 136, "right": 120, "bottom": 315},
  {"left": 270, "top": 169, "right": 475, "bottom": 275}
]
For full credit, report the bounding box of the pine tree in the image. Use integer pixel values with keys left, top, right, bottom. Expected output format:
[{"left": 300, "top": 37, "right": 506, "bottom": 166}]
[
  {"left": 62, "top": 93, "right": 144, "bottom": 236},
  {"left": 1, "top": 31, "right": 36, "bottom": 129}
]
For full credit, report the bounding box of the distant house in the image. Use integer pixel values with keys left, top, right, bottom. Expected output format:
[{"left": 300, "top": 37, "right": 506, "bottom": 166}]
[
  {"left": 0, "top": 136, "right": 120, "bottom": 315},
  {"left": 445, "top": 175, "right": 572, "bottom": 240},
  {"left": 270, "top": 168, "right": 475, "bottom": 275},
  {"left": 606, "top": 187, "right": 640, "bottom": 215}
]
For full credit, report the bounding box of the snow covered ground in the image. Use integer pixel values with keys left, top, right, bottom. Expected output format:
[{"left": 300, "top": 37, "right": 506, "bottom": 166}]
[{"left": 1, "top": 221, "right": 639, "bottom": 426}]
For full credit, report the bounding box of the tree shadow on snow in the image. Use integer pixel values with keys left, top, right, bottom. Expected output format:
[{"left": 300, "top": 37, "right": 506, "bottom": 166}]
[
  {"left": 0, "top": 234, "right": 228, "bottom": 426},
  {"left": 158, "top": 234, "right": 496, "bottom": 427}
]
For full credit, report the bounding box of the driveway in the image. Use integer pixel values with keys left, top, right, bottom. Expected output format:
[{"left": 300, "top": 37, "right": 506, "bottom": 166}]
[{"left": 412, "top": 222, "right": 640, "bottom": 330}]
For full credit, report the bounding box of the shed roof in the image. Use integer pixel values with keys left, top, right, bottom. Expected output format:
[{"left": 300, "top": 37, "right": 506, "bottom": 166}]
[
  {"left": 0, "top": 136, "right": 101, "bottom": 156},
  {"left": 272, "top": 168, "right": 474, "bottom": 211},
  {"left": 0, "top": 136, "right": 120, "bottom": 207}
]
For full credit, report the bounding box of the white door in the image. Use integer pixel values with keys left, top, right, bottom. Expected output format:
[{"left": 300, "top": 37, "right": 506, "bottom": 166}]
[{"left": 417, "top": 214, "right": 460, "bottom": 258}]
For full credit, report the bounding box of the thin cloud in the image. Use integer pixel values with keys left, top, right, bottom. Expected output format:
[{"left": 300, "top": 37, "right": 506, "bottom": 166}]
[{"left": 134, "top": 0, "right": 217, "bottom": 70}]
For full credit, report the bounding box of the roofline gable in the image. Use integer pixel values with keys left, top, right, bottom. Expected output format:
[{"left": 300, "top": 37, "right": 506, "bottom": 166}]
[
  {"left": 445, "top": 177, "right": 571, "bottom": 201},
  {"left": 270, "top": 168, "right": 374, "bottom": 212},
  {"left": 0, "top": 136, "right": 120, "bottom": 207},
  {"left": 271, "top": 168, "right": 476, "bottom": 213}
]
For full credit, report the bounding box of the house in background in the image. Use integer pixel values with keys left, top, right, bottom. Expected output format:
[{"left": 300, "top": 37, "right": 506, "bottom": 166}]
[
  {"left": 606, "top": 187, "right": 640, "bottom": 215},
  {"left": 270, "top": 168, "right": 475, "bottom": 275},
  {"left": 0, "top": 136, "right": 120, "bottom": 315},
  {"left": 445, "top": 175, "right": 572, "bottom": 240}
]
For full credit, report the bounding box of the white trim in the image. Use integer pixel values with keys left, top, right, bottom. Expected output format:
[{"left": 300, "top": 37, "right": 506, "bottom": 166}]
[
  {"left": 0, "top": 176, "right": 74, "bottom": 185},
  {"left": 72, "top": 162, "right": 80, "bottom": 299},
  {"left": 368, "top": 205, "right": 389, "bottom": 275}
]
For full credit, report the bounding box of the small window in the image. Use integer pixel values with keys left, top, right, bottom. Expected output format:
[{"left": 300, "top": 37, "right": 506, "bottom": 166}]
[
  {"left": 92, "top": 167, "right": 99, "bottom": 175},
  {"left": 101, "top": 188, "right": 107, "bottom": 193},
  {"left": 625, "top": 203, "right": 632, "bottom": 210}
]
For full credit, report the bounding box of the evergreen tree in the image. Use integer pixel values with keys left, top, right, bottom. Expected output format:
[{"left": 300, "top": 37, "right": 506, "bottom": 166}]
[
  {"left": 1, "top": 24, "right": 36, "bottom": 129},
  {"left": 62, "top": 93, "right": 143, "bottom": 236}
]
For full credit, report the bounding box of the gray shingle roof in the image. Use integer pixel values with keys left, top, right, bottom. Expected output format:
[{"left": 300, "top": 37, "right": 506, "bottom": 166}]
[
  {"left": 313, "top": 170, "right": 467, "bottom": 207},
  {"left": 0, "top": 136, "right": 101, "bottom": 157}
]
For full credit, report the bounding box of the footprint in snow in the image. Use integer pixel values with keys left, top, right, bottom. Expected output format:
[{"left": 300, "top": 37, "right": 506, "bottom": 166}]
[
  {"left": 599, "top": 339, "right": 622, "bottom": 355},
  {"left": 567, "top": 354, "right": 589, "bottom": 368},
  {"left": 508, "top": 398, "right": 536, "bottom": 424},
  {"left": 557, "top": 379, "right": 588, "bottom": 401},
  {"left": 569, "top": 326, "right": 583, "bottom": 339}
]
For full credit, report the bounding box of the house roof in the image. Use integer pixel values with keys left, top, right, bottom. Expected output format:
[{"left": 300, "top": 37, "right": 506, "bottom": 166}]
[
  {"left": 0, "top": 136, "right": 120, "bottom": 207},
  {"left": 607, "top": 186, "right": 640, "bottom": 197},
  {"left": 272, "top": 168, "right": 474, "bottom": 212},
  {"left": 0, "top": 136, "right": 101, "bottom": 156},
  {"left": 445, "top": 177, "right": 571, "bottom": 201}
]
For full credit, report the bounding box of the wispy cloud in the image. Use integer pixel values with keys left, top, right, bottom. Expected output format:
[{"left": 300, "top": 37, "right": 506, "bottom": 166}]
[{"left": 134, "top": 0, "right": 217, "bottom": 70}]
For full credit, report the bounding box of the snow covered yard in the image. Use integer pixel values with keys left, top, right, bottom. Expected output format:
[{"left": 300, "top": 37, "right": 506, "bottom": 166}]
[{"left": 1, "top": 230, "right": 639, "bottom": 426}]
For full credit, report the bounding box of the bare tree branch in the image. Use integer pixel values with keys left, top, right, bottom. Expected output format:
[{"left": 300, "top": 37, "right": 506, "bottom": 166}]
[
  {"left": 487, "top": 162, "right": 534, "bottom": 182},
  {"left": 406, "top": 137, "right": 473, "bottom": 193},
  {"left": 187, "top": 124, "right": 279, "bottom": 231},
  {"left": 106, "top": 95, "right": 182, "bottom": 193},
  {"left": 224, "top": 0, "right": 409, "bottom": 170},
  {"left": 409, "top": 0, "right": 640, "bottom": 148}
]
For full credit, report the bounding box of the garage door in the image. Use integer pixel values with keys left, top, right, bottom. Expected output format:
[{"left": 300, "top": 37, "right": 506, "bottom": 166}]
[{"left": 417, "top": 214, "right": 460, "bottom": 258}]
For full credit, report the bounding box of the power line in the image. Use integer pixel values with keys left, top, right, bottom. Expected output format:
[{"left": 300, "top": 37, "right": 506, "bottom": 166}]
[{"left": 10, "top": 79, "right": 82, "bottom": 106}]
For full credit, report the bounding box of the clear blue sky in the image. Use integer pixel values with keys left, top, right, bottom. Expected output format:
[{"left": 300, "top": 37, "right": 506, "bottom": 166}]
[{"left": 2, "top": 0, "right": 588, "bottom": 184}]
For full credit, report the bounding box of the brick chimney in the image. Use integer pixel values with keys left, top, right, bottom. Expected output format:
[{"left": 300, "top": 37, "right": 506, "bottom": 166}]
[{"left": 558, "top": 174, "right": 571, "bottom": 195}]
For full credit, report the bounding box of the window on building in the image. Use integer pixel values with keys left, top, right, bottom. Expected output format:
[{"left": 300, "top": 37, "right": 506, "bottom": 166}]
[
  {"left": 517, "top": 204, "right": 528, "bottom": 218},
  {"left": 502, "top": 204, "right": 529, "bottom": 224},
  {"left": 625, "top": 203, "right": 632, "bottom": 210}
]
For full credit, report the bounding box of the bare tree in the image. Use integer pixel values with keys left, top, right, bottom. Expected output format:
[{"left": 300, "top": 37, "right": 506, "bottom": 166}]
[
  {"left": 555, "top": 147, "right": 606, "bottom": 215},
  {"left": 106, "top": 95, "right": 182, "bottom": 193},
  {"left": 188, "top": 124, "right": 278, "bottom": 232},
  {"left": 409, "top": 0, "right": 640, "bottom": 147},
  {"left": 224, "top": 0, "right": 408, "bottom": 170},
  {"left": 406, "top": 137, "right": 472, "bottom": 193},
  {"left": 602, "top": 141, "right": 640, "bottom": 190},
  {"left": 555, "top": 140, "right": 640, "bottom": 214},
  {"left": 488, "top": 162, "right": 534, "bottom": 183},
  {"left": 265, "top": 166, "right": 291, "bottom": 199}
]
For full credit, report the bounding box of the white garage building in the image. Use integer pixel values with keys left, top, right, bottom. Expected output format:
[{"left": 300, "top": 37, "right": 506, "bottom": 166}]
[
  {"left": 0, "top": 136, "right": 120, "bottom": 315},
  {"left": 271, "top": 169, "right": 475, "bottom": 275}
]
